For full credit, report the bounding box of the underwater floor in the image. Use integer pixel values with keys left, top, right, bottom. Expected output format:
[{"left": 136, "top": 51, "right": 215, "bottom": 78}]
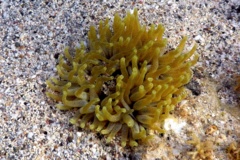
[{"left": 0, "top": 0, "right": 239, "bottom": 159}]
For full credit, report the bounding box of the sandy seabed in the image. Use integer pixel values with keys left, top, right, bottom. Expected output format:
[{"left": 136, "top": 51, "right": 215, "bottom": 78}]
[{"left": 0, "top": 0, "right": 239, "bottom": 159}]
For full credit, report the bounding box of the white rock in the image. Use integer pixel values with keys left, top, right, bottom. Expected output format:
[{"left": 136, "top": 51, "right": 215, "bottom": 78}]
[
  {"left": 163, "top": 117, "right": 186, "bottom": 134},
  {"left": 27, "top": 132, "right": 34, "bottom": 139}
]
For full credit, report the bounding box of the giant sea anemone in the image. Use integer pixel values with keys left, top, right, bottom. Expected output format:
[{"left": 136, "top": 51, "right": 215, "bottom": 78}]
[{"left": 46, "top": 9, "right": 198, "bottom": 147}]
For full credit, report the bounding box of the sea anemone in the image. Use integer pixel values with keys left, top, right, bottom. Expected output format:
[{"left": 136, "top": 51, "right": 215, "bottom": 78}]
[
  {"left": 46, "top": 9, "right": 198, "bottom": 147},
  {"left": 187, "top": 134, "right": 214, "bottom": 160},
  {"left": 227, "top": 142, "right": 240, "bottom": 160},
  {"left": 235, "top": 76, "right": 240, "bottom": 92}
]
